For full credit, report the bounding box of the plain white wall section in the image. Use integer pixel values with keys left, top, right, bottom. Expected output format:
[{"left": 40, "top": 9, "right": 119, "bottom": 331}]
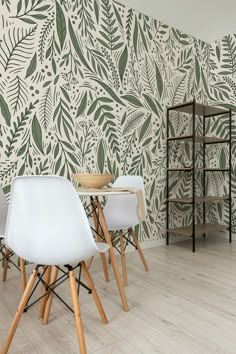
[{"left": 118, "top": 0, "right": 236, "bottom": 42}]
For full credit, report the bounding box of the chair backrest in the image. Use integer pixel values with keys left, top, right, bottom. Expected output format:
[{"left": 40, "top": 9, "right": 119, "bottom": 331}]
[
  {"left": 0, "top": 187, "right": 8, "bottom": 237},
  {"left": 103, "top": 175, "right": 146, "bottom": 229},
  {"left": 5, "top": 176, "right": 98, "bottom": 265}
]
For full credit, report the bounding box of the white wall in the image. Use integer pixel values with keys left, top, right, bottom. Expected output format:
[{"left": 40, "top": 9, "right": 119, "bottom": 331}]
[{"left": 117, "top": 0, "right": 236, "bottom": 42}]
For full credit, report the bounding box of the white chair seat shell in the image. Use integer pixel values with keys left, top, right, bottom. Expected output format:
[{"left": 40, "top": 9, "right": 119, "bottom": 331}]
[
  {"left": 5, "top": 176, "right": 109, "bottom": 266},
  {"left": 103, "top": 176, "right": 146, "bottom": 231}
]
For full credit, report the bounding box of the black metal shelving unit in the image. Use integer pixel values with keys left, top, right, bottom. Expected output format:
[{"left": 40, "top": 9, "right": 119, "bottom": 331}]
[{"left": 166, "top": 99, "right": 232, "bottom": 252}]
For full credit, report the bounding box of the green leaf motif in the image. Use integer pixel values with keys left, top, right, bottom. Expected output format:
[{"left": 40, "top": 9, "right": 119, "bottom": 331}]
[
  {"left": 143, "top": 94, "right": 159, "bottom": 116},
  {"left": 113, "top": 2, "right": 123, "bottom": 28},
  {"left": 121, "top": 94, "right": 143, "bottom": 107},
  {"left": 56, "top": 1, "right": 67, "bottom": 50},
  {"left": 76, "top": 92, "right": 87, "bottom": 117},
  {"left": 93, "top": 79, "right": 125, "bottom": 106},
  {"left": 133, "top": 16, "right": 139, "bottom": 57},
  {"left": 25, "top": 52, "right": 37, "bottom": 78},
  {"left": 219, "top": 35, "right": 236, "bottom": 76},
  {"left": 138, "top": 23, "right": 148, "bottom": 52},
  {"left": 195, "top": 56, "right": 200, "bottom": 86},
  {"left": 98, "top": 0, "right": 123, "bottom": 51},
  {"left": 94, "top": 0, "right": 99, "bottom": 23},
  {"left": 1, "top": 26, "right": 37, "bottom": 72},
  {"left": 97, "top": 139, "right": 105, "bottom": 173},
  {"left": 172, "top": 28, "right": 189, "bottom": 45},
  {"left": 17, "top": 0, "right": 22, "bottom": 15},
  {"left": 87, "top": 97, "right": 113, "bottom": 115},
  {"left": 118, "top": 46, "right": 128, "bottom": 83},
  {"left": 219, "top": 148, "right": 227, "bottom": 169},
  {"left": 216, "top": 46, "right": 221, "bottom": 62},
  {"left": 17, "top": 143, "right": 28, "bottom": 157},
  {"left": 155, "top": 63, "right": 163, "bottom": 98},
  {"left": 68, "top": 19, "right": 91, "bottom": 71},
  {"left": 139, "top": 114, "right": 151, "bottom": 143},
  {"left": 0, "top": 94, "right": 11, "bottom": 126},
  {"left": 32, "top": 114, "right": 44, "bottom": 154},
  {"left": 15, "top": 0, "right": 51, "bottom": 24}
]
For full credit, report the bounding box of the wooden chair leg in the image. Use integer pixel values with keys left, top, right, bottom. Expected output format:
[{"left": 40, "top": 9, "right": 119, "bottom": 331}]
[
  {"left": 69, "top": 270, "right": 87, "bottom": 354},
  {"left": 43, "top": 266, "right": 58, "bottom": 325},
  {"left": 1, "top": 269, "right": 38, "bottom": 354},
  {"left": 91, "top": 201, "right": 109, "bottom": 282},
  {"left": 129, "top": 228, "right": 149, "bottom": 271},
  {"left": 81, "top": 261, "right": 108, "bottom": 325},
  {"left": 108, "top": 232, "right": 114, "bottom": 264},
  {"left": 97, "top": 202, "right": 129, "bottom": 312},
  {"left": 2, "top": 248, "right": 10, "bottom": 282},
  {"left": 20, "top": 258, "right": 27, "bottom": 292},
  {"left": 39, "top": 266, "right": 51, "bottom": 320},
  {"left": 119, "top": 231, "right": 128, "bottom": 287}
]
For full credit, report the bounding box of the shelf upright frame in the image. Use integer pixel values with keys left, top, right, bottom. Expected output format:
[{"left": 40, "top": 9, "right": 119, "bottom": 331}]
[
  {"left": 203, "top": 111, "right": 206, "bottom": 238},
  {"left": 192, "top": 99, "right": 196, "bottom": 252},
  {"left": 166, "top": 107, "right": 170, "bottom": 246},
  {"left": 229, "top": 109, "right": 232, "bottom": 243}
]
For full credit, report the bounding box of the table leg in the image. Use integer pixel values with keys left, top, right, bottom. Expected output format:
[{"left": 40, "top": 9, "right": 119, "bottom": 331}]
[
  {"left": 108, "top": 232, "right": 115, "bottom": 264},
  {"left": 91, "top": 201, "right": 109, "bottom": 282},
  {"left": 97, "top": 202, "right": 129, "bottom": 312}
]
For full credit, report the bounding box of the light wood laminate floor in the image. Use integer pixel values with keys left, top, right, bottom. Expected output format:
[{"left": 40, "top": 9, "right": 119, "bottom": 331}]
[{"left": 1, "top": 236, "right": 236, "bottom": 354}]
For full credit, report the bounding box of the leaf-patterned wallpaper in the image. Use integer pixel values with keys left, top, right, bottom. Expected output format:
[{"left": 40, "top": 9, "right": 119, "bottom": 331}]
[
  {"left": 0, "top": 0, "right": 225, "bottom": 243},
  {"left": 204, "top": 35, "right": 236, "bottom": 233}
]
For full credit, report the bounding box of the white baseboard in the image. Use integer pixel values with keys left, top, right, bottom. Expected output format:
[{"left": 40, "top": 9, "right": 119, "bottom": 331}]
[
  {"left": 134, "top": 230, "right": 235, "bottom": 252},
  {"left": 98, "top": 230, "right": 235, "bottom": 256},
  {"left": 125, "top": 234, "right": 187, "bottom": 253},
  {"left": 210, "top": 230, "right": 236, "bottom": 241}
]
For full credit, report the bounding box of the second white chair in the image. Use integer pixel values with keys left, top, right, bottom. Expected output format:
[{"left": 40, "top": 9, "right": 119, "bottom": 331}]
[
  {"left": 0, "top": 186, "right": 26, "bottom": 291},
  {"left": 103, "top": 175, "right": 149, "bottom": 286}
]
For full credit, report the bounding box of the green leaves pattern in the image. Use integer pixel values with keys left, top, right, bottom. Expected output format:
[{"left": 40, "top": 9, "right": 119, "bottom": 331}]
[
  {"left": 1, "top": 0, "right": 234, "bottom": 242},
  {"left": 207, "top": 36, "right": 236, "bottom": 233}
]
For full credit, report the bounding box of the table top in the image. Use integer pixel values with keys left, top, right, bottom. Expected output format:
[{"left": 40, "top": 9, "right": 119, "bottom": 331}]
[{"left": 76, "top": 187, "right": 136, "bottom": 197}]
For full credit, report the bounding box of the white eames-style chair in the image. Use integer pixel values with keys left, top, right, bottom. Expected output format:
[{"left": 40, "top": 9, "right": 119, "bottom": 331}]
[
  {"left": 1, "top": 176, "right": 109, "bottom": 354},
  {"left": 0, "top": 187, "right": 26, "bottom": 291},
  {"left": 103, "top": 175, "right": 149, "bottom": 286}
]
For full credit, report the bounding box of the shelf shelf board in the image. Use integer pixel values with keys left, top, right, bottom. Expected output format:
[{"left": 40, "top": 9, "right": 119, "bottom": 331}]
[
  {"left": 167, "top": 101, "right": 229, "bottom": 116},
  {"left": 167, "top": 223, "right": 229, "bottom": 237},
  {"left": 167, "top": 196, "right": 229, "bottom": 204},
  {"left": 167, "top": 135, "right": 229, "bottom": 144},
  {"left": 167, "top": 168, "right": 230, "bottom": 172},
  {"left": 167, "top": 168, "right": 192, "bottom": 171}
]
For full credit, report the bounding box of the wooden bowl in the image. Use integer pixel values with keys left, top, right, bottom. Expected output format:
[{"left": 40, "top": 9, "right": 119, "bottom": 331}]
[{"left": 73, "top": 173, "right": 113, "bottom": 189}]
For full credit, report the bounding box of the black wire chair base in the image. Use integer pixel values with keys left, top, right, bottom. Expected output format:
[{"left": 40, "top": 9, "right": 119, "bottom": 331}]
[
  {"left": 0, "top": 245, "right": 21, "bottom": 272},
  {"left": 110, "top": 229, "right": 138, "bottom": 253},
  {"left": 24, "top": 263, "right": 91, "bottom": 314}
]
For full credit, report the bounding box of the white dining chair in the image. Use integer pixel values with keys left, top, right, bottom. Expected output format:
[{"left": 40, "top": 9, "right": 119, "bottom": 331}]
[
  {"left": 1, "top": 176, "right": 109, "bottom": 354},
  {"left": 0, "top": 186, "right": 26, "bottom": 291},
  {"left": 103, "top": 175, "right": 149, "bottom": 286}
]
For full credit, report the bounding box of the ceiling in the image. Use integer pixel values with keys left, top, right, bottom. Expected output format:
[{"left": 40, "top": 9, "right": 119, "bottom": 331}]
[{"left": 118, "top": 0, "right": 236, "bottom": 43}]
